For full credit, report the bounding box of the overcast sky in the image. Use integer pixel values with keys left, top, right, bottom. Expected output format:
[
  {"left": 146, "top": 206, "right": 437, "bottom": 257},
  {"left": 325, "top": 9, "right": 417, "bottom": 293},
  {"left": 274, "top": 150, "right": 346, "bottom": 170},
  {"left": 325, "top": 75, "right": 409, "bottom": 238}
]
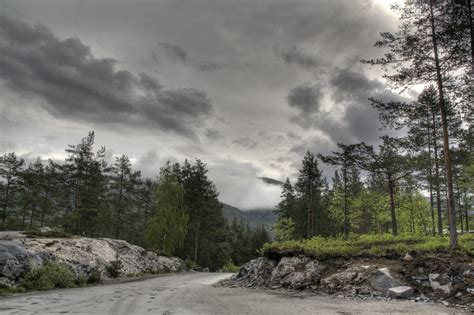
[{"left": 0, "top": 0, "right": 411, "bottom": 210}]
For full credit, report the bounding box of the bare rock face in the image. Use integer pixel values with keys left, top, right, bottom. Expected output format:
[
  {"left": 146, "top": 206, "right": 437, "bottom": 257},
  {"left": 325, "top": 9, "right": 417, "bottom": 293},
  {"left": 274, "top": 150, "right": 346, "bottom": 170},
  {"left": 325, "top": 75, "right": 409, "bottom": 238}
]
[
  {"left": 268, "top": 256, "right": 324, "bottom": 289},
  {"left": 0, "top": 241, "right": 30, "bottom": 280},
  {"left": 237, "top": 257, "right": 276, "bottom": 287},
  {"left": 368, "top": 268, "right": 404, "bottom": 294},
  {"left": 0, "top": 236, "right": 185, "bottom": 281}
]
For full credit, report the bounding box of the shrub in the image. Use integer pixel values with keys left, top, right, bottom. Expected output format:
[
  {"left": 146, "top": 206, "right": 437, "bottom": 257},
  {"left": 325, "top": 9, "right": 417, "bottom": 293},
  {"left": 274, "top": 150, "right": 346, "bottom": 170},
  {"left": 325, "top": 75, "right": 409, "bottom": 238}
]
[
  {"left": 87, "top": 270, "right": 102, "bottom": 284},
  {"left": 21, "top": 261, "right": 76, "bottom": 291},
  {"left": 107, "top": 260, "right": 122, "bottom": 278},
  {"left": 185, "top": 258, "right": 199, "bottom": 271},
  {"left": 222, "top": 262, "right": 240, "bottom": 273}
]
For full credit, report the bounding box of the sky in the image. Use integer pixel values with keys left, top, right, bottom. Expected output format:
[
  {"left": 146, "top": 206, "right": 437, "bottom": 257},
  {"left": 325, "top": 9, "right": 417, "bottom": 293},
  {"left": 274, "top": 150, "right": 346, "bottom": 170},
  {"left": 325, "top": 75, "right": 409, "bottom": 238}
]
[{"left": 0, "top": 0, "right": 410, "bottom": 210}]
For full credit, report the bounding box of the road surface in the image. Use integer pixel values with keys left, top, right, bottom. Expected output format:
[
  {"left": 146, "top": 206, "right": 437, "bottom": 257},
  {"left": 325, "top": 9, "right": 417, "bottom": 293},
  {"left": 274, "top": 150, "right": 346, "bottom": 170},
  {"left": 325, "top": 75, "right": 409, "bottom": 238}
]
[{"left": 0, "top": 272, "right": 463, "bottom": 314}]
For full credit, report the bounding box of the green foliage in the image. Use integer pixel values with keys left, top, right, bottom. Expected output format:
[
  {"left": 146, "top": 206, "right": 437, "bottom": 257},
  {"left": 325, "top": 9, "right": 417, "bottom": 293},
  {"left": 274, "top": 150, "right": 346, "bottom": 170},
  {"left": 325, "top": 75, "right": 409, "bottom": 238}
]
[
  {"left": 87, "top": 270, "right": 102, "bottom": 284},
  {"left": 185, "top": 258, "right": 199, "bottom": 271},
  {"left": 145, "top": 170, "right": 188, "bottom": 255},
  {"left": 0, "top": 286, "right": 27, "bottom": 294},
  {"left": 273, "top": 217, "right": 295, "bottom": 242},
  {"left": 107, "top": 260, "right": 122, "bottom": 278},
  {"left": 262, "top": 234, "right": 473, "bottom": 260},
  {"left": 221, "top": 262, "right": 240, "bottom": 273},
  {"left": 21, "top": 261, "right": 76, "bottom": 291}
]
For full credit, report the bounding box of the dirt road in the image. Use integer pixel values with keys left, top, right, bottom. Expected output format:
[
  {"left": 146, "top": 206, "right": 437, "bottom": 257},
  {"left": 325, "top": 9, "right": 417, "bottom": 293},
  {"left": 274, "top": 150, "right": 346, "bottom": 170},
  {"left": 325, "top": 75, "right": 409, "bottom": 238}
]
[{"left": 0, "top": 272, "right": 463, "bottom": 314}]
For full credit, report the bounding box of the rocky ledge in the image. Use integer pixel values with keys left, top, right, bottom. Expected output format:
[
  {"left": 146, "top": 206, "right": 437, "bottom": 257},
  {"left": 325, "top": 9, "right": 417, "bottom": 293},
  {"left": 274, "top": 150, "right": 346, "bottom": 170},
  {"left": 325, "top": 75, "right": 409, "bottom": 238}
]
[
  {"left": 230, "top": 254, "right": 474, "bottom": 309},
  {"left": 0, "top": 232, "right": 185, "bottom": 287}
]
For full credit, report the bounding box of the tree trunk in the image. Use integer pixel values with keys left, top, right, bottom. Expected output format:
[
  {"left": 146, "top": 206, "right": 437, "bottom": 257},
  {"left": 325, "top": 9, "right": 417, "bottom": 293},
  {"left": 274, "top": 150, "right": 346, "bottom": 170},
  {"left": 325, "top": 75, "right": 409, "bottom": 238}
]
[
  {"left": 468, "top": 0, "right": 474, "bottom": 87},
  {"left": 431, "top": 110, "right": 443, "bottom": 235},
  {"left": 343, "top": 163, "right": 349, "bottom": 238},
  {"left": 387, "top": 175, "right": 398, "bottom": 236},
  {"left": 427, "top": 124, "right": 436, "bottom": 236},
  {"left": 464, "top": 192, "right": 470, "bottom": 232},
  {"left": 429, "top": 1, "right": 457, "bottom": 248},
  {"left": 194, "top": 224, "right": 199, "bottom": 262}
]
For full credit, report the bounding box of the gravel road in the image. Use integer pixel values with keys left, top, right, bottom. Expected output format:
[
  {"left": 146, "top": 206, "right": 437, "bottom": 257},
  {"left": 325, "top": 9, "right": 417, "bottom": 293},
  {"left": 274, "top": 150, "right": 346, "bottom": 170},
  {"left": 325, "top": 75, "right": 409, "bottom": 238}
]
[{"left": 0, "top": 272, "right": 464, "bottom": 314}]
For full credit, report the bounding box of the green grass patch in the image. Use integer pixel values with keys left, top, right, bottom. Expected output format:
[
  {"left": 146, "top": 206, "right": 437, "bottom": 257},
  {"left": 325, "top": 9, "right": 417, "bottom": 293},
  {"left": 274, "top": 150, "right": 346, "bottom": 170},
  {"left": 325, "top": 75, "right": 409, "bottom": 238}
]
[
  {"left": 262, "top": 233, "right": 474, "bottom": 260},
  {"left": 221, "top": 262, "right": 240, "bottom": 273}
]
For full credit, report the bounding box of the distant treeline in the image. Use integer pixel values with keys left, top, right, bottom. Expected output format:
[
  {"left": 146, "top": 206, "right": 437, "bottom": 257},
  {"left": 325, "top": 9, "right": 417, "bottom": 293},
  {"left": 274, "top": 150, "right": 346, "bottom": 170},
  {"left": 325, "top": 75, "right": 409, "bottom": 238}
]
[{"left": 0, "top": 132, "right": 270, "bottom": 270}]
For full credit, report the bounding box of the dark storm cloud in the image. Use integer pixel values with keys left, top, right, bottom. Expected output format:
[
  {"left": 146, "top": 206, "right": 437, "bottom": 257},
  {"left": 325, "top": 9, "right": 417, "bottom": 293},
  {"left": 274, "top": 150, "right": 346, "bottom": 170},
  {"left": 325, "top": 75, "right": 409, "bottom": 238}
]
[
  {"left": 159, "top": 42, "right": 225, "bottom": 72},
  {"left": 330, "top": 68, "right": 384, "bottom": 103},
  {"left": 275, "top": 45, "right": 322, "bottom": 69},
  {"left": 0, "top": 15, "right": 214, "bottom": 140},
  {"left": 286, "top": 66, "right": 406, "bottom": 145},
  {"left": 287, "top": 83, "right": 323, "bottom": 129}
]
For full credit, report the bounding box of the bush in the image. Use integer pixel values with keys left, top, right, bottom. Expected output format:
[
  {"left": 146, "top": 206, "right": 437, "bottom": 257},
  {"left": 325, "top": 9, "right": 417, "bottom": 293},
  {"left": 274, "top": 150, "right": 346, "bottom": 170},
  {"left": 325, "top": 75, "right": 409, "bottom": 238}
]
[
  {"left": 107, "top": 260, "right": 122, "bottom": 278},
  {"left": 87, "top": 270, "right": 102, "bottom": 284},
  {"left": 21, "top": 261, "right": 76, "bottom": 291},
  {"left": 221, "top": 262, "right": 240, "bottom": 273},
  {"left": 185, "top": 258, "right": 199, "bottom": 271}
]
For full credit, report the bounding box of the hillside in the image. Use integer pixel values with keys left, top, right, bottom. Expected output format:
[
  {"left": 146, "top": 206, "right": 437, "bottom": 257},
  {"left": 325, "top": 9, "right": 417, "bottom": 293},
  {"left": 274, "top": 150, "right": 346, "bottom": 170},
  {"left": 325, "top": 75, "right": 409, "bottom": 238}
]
[{"left": 221, "top": 203, "right": 277, "bottom": 233}]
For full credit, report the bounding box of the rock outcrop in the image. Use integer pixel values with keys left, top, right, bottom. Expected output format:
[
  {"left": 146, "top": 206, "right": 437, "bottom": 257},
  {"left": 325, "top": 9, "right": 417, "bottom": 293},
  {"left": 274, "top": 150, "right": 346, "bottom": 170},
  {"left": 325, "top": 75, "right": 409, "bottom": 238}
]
[
  {"left": 231, "top": 254, "right": 474, "bottom": 308},
  {"left": 0, "top": 234, "right": 185, "bottom": 285}
]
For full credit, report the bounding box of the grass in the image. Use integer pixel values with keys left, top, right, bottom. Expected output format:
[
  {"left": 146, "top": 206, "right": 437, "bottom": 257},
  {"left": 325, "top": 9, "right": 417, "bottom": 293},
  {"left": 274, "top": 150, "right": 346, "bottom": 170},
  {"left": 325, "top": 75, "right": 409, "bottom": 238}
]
[
  {"left": 262, "top": 233, "right": 474, "bottom": 260},
  {"left": 221, "top": 262, "right": 240, "bottom": 273}
]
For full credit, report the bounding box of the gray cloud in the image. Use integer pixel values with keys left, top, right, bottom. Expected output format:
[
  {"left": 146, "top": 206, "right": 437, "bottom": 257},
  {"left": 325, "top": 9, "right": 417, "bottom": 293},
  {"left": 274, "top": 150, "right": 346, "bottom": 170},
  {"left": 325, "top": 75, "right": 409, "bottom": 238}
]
[
  {"left": 0, "top": 14, "right": 214, "bottom": 140},
  {"left": 232, "top": 137, "right": 259, "bottom": 149},
  {"left": 275, "top": 45, "right": 322, "bottom": 69},
  {"left": 0, "top": 0, "right": 404, "bottom": 210},
  {"left": 159, "top": 42, "right": 188, "bottom": 63},
  {"left": 287, "top": 83, "right": 323, "bottom": 129}
]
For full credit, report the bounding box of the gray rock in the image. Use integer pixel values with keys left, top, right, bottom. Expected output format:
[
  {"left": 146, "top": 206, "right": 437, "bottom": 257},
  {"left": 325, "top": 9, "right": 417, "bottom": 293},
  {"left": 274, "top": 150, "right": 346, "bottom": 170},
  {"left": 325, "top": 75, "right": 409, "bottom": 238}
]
[
  {"left": 369, "top": 268, "right": 403, "bottom": 294},
  {"left": 0, "top": 241, "right": 29, "bottom": 279},
  {"left": 268, "top": 256, "right": 324, "bottom": 290},
  {"left": 237, "top": 257, "right": 276, "bottom": 287},
  {"left": 429, "top": 273, "right": 452, "bottom": 295},
  {"left": 388, "top": 286, "right": 414, "bottom": 299},
  {"left": 4, "top": 237, "right": 185, "bottom": 281}
]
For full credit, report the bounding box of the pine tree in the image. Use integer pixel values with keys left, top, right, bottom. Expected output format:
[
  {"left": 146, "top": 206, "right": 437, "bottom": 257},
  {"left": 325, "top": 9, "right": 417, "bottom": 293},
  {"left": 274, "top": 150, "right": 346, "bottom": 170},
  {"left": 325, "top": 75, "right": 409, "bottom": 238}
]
[
  {"left": 109, "top": 154, "right": 141, "bottom": 239},
  {"left": 318, "top": 144, "right": 356, "bottom": 238},
  {"left": 274, "top": 178, "right": 296, "bottom": 221},
  {"left": 0, "top": 152, "right": 25, "bottom": 229},
  {"left": 363, "top": 0, "right": 466, "bottom": 247},
  {"left": 64, "top": 131, "right": 108, "bottom": 236},
  {"left": 349, "top": 137, "right": 413, "bottom": 236},
  {"left": 294, "top": 151, "right": 324, "bottom": 238}
]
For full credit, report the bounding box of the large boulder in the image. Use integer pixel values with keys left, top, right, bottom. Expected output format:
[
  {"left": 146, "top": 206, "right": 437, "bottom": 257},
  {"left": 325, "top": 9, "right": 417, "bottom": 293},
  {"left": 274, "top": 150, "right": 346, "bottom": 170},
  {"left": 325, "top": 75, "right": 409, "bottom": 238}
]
[
  {"left": 1, "top": 236, "right": 185, "bottom": 281},
  {"left": 368, "top": 268, "right": 403, "bottom": 294},
  {"left": 0, "top": 241, "right": 30, "bottom": 280},
  {"left": 268, "top": 256, "right": 324, "bottom": 290},
  {"left": 236, "top": 257, "right": 276, "bottom": 287}
]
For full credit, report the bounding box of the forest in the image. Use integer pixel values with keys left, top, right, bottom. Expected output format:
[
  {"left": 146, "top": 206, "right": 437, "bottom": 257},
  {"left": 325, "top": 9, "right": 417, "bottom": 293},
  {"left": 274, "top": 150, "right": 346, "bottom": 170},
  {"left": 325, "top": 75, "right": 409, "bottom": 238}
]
[
  {"left": 274, "top": 0, "right": 473, "bottom": 249},
  {"left": 0, "top": 0, "right": 473, "bottom": 271},
  {"left": 0, "top": 132, "right": 270, "bottom": 271}
]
